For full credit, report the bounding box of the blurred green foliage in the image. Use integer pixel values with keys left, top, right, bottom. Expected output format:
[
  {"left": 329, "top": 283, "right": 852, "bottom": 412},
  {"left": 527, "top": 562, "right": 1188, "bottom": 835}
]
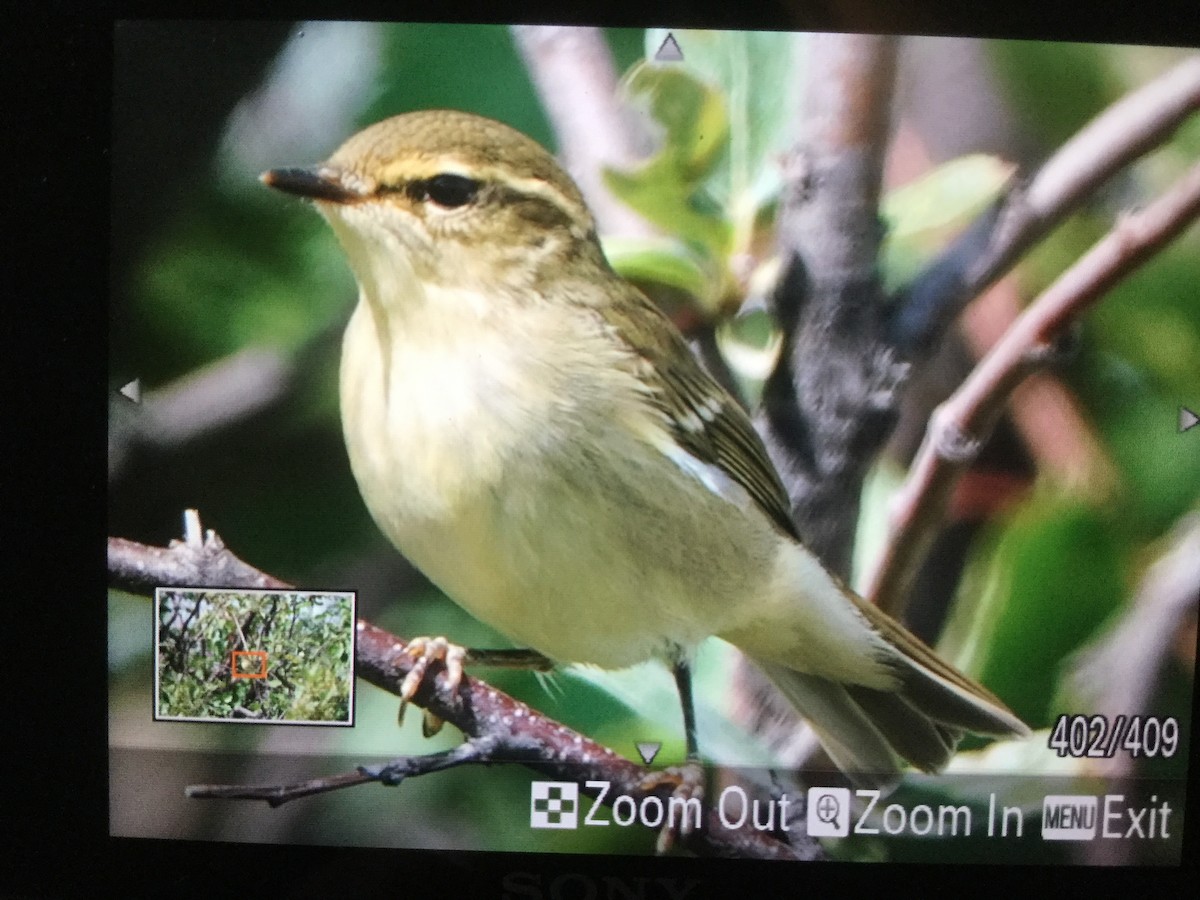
[
  {"left": 976, "top": 500, "right": 1125, "bottom": 726},
  {"left": 990, "top": 41, "right": 1125, "bottom": 149},
  {"left": 603, "top": 29, "right": 803, "bottom": 315}
]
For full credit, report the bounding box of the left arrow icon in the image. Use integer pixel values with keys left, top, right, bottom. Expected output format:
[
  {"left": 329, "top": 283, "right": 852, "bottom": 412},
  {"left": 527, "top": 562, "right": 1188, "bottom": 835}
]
[{"left": 119, "top": 379, "right": 141, "bottom": 404}]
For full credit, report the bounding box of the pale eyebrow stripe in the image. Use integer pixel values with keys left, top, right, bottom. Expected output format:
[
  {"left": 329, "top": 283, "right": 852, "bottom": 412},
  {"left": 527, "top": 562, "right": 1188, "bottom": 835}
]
[{"left": 378, "top": 157, "right": 587, "bottom": 223}]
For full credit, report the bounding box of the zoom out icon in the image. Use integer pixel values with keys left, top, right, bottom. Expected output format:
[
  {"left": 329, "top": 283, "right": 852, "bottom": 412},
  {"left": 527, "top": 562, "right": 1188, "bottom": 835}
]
[
  {"left": 530, "top": 781, "right": 579, "bottom": 829},
  {"left": 807, "top": 787, "right": 851, "bottom": 837}
]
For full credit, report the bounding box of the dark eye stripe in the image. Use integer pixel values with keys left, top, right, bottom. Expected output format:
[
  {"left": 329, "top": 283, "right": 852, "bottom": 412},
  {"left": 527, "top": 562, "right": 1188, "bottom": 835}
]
[
  {"left": 385, "top": 173, "right": 578, "bottom": 231},
  {"left": 406, "top": 174, "right": 480, "bottom": 208}
]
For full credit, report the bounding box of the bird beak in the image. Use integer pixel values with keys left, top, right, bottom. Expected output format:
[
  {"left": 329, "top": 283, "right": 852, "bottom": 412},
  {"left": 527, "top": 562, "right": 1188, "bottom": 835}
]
[{"left": 260, "top": 165, "right": 368, "bottom": 204}]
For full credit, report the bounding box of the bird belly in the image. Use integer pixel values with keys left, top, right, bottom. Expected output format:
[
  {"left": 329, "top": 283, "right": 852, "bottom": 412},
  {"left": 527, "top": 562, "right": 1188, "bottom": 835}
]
[
  {"left": 339, "top": 297, "right": 780, "bottom": 668},
  {"left": 393, "top": 436, "right": 780, "bottom": 668}
]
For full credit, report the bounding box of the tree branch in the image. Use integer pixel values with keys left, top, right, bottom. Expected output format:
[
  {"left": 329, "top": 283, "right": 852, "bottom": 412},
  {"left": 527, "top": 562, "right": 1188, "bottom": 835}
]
[
  {"left": 890, "top": 55, "right": 1200, "bottom": 354},
  {"left": 108, "top": 513, "right": 291, "bottom": 595},
  {"left": 759, "top": 32, "right": 901, "bottom": 576},
  {"left": 110, "top": 512, "right": 811, "bottom": 860},
  {"left": 865, "top": 162, "right": 1200, "bottom": 618},
  {"left": 739, "top": 31, "right": 900, "bottom": 775}
]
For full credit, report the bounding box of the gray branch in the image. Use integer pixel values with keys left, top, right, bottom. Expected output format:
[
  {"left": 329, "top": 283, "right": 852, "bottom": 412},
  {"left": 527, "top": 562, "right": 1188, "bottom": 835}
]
[
  {"left": 758, "top": 33, "right": 902, "bottom": 577},
  {"left": 866, "top": 161, "right": 1200, "bottom": 618}
]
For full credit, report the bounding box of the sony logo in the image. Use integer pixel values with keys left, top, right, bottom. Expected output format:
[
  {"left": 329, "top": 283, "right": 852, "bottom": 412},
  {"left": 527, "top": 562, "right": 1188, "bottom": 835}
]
[{"left": 501, "top": 871, "right": 704, "bottom": 899}]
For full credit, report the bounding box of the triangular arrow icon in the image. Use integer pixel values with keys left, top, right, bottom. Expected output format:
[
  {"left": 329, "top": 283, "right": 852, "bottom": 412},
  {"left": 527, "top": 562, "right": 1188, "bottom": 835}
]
[
  {"left": 655, "top": 34, "right": 683, "bottom": 62},
  {"left": 635, "top": 741, "right": 661, "bottom": 765},
  {"left": 1181, "top": 406, "right": 1199, "bottom": 433},
  {"left": 119, "top": 379, "right": 141, "bottom": 404}
]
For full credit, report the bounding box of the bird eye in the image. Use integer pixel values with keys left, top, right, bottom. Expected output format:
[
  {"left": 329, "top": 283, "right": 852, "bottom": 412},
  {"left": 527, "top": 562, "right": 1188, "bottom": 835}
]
[{"left": 421, "top": 174, "right": 480, "bottom": 208}]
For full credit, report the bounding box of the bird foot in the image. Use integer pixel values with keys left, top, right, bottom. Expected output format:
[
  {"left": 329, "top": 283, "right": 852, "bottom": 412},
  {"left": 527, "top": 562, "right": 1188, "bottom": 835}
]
[
  {"left": 639, "top": 761, "right": 705, "bottom": 854},
  {"left": 397, "top": 636, "right": 467, "bottom": 734}
]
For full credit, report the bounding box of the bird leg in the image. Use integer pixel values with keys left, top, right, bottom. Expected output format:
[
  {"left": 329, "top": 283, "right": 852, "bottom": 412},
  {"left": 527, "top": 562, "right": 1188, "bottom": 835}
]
[
  {"left": 639, "top": 658, "right": 706, "bottom": 854},
  {"left": 398, "top": 637, "right": 553, "bottom": 736}
]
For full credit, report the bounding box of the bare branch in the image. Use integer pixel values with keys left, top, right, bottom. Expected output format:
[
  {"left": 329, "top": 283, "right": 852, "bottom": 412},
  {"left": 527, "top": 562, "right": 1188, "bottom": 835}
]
[
  {"left": 759, "top": 33, "right": 901, "bottom": 574},
  {"left": 110, "top": 512, "right": 810, "bottom": 860},
  {"left": 892, "top": 55, "right": 1200, "bottom": 352},
  {"left": 186, "top": 768, "right": 376, "bottom": 805},
  {"left": 511, "top": 25, "right": 654, "bottom": 239},
  {"left": 108, "top": 531, "right": 290, "bottom": 595},
  {"left": 1013, "top": 58, "right": 1200, "bottom": 274},
  {"left": 958, "top": 280, "right": 1119, "bottom": 498},
  {"left": 866, "top": 162, "right": 1200, "bottom": 618}
]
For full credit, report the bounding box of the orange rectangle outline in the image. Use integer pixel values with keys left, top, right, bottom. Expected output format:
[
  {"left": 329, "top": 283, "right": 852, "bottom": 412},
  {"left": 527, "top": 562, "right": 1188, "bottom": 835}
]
[{"left": 231, "top": 649, "right": 268, "bottom": 679}]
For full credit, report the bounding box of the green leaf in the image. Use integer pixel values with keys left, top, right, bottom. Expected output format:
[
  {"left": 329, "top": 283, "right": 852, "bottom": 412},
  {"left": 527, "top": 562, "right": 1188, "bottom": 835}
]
[
  {"left": 643, "top": 29, "right": 804, "bottom": 214},
  {"left": 628, "top": 62, "right": 730, "bottom": 178},
  {"left": 604, "top": 161, "right": 731, "bottom": 262},
  {"left": 601, "top": 235, "right": 713, "bottom": 304},
  {"left": 605, "top": 32, "right": 807, "bottom": 312},
  {"left": 604, "top": 63, "right": 732, "bottom": 259},
  {"left": 880, "top": 154, "right": 1014, "bottom": 293}
]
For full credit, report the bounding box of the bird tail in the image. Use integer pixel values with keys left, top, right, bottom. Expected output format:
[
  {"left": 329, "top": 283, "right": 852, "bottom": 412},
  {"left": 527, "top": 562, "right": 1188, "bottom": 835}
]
[{"left": 754, "top": 647, "right": 1029, "bottom": 788}]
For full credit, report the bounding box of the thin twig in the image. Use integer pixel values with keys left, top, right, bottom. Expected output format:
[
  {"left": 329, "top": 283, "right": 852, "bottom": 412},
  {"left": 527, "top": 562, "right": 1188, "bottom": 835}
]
[
  {"left": 186, "top": 769, "right": 376, "bottom": 805},
  {"left": 893, "top": 55, "right": 1200, "bottom": 352},
  {"left": 866, "top": 162, "right": 1200, "bottom": 617}
]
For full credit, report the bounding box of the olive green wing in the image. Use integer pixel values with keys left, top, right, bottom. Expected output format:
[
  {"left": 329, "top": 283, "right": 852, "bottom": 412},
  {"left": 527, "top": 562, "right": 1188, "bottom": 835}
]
[
  {"left": 599, "top": 284, "right": 1028, "bottom": 740},
  {"left": 604, "top": 285, "right": 801, "bottom": 542}
]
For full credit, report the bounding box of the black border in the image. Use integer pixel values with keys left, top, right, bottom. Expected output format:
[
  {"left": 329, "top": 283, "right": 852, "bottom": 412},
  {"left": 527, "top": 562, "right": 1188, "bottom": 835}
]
[{"left": 9, "top": 0, "right": 1199, "bottom": 896}]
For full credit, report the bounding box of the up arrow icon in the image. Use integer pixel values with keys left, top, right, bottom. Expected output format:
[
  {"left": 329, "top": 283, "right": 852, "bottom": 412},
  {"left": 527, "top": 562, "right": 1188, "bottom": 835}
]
[{"left": 654, "top": 34, "right": 683, "bottom": 63}]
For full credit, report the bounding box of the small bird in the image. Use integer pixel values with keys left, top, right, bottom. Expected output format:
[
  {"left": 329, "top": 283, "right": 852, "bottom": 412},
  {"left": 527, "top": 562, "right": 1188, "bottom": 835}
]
[{"left": 263, "top": 110, "right": 1028, "bottom": 786}]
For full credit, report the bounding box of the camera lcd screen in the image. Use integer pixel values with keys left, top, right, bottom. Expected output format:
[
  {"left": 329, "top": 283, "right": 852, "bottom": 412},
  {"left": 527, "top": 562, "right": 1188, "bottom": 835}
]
[{"left": 108, "top": 20, "right": 1199, "bottom": 870}]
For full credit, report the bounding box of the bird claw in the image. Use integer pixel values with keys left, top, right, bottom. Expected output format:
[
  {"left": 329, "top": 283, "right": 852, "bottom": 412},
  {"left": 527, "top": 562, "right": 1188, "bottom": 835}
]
[
  {"left": 421, "top": 709, "right": 446, "bottom": 738},
  {"left": 638, "top": 762, "right": 705, "bottom": 854},
  {"left": 396, "top": 635, "right": 467, "bottom": 727}
]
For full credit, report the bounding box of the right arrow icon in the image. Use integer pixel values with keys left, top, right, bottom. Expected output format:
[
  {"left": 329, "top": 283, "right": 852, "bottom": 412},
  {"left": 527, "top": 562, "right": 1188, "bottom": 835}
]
[{"left": 1181, "top": 406, "right": 1199, "bottom": 433}]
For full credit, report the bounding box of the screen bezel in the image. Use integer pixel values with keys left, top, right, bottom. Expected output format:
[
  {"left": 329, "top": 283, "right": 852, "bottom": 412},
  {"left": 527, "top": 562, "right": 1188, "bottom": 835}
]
[{"left": 14, "top": 0, "right": 1200, "bottom": 896}]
